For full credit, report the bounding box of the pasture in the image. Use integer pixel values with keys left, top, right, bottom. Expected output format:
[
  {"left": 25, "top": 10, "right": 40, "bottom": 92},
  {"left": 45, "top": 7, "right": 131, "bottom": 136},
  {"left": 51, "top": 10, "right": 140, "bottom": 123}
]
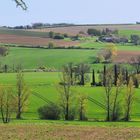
[{"left": 0, "top": 72, "right": 140, "bottom": 121}]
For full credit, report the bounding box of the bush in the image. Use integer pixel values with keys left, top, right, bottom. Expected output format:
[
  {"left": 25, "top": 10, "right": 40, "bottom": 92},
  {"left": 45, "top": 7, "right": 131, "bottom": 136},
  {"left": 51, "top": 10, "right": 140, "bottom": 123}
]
[
  {"left": 48, "top": 42, "right": 55, "bottom": 49},
  {"left": 38, "top": 103, "right": 61, "bottom": 120},
  {"left": 0, "top": 46, "right": 9, "bottom": 56},
  {"left": 48, "top": 31, "right": 55, "bottom": 38},
  {"left": 53, "top": 33, "right": 64, "bottom": 39},
  {"left": 87, "top": 28, "right": 101, "bottom": 36}
]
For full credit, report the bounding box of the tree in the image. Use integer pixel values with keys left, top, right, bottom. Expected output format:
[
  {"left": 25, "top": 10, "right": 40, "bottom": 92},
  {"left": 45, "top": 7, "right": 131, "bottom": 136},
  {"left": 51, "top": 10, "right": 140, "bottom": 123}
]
[
  {"left": 99, "top": 44, "right": 117, "bottom": 63},
  {"left": 48, "top": 42, "right": 55, "bottom": 49},
  {"left": 48, "top": 31, "right": 55, "bottom": 38},
  {"left": 87, "top": 28, "right": 101, "bottom": 36},
  {"left": 63, "top": 63, "right": 76, "bottom": 85},
  {"left": 0, "top": 47, "right": 9, "bottom": 56},
  {"left": 104, "top": 67, "right": 114, "bottom": 121},
  {"left": 114, "top": 64, "right": 119, "bottom": 86},
  {"left": 124, "top": 77, "right": 135, "bottom": 121},
  {"left": 91, "top": 69, "right": 96, "bottom": 86},
  {"left": 130, "top": 55, "right": 140, "bottom": 74},
  {"left": 0, "top": 86, "right": 16, "bottom": 123},
  {"left": 16, "top": 71, "right": 30, "bottom": 119},
  {"left": 78, "top": 93, "right": 88, "bottom": 121},
  {"left": 111, "top": 73, "right": 123, "bottom": 121},
  {"left": 14, "top": 0, "right": 27, "bottom": 10},
  {"left": 75, "top": 63, "right": 90, "bottom": 86},
  {"left": 58, "top": 70, "right": 75, "bottom": 120},
  {"left": 131, "top": 35, "right": 140, "bottom": 45}
]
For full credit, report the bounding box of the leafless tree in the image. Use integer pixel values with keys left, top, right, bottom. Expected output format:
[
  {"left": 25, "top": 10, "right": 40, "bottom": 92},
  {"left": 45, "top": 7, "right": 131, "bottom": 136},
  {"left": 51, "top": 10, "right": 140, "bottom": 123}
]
[
  {"left": 63, "top": 63, "right": 76, "bottom": 85},
  {"left": 104, "top": 67, "right": 114, "bottom": 121},
  {"left": 0, "top": 86, "right": 16, "bottom": 123},
  {"left": 75, "top": 63, "right": 90, "bottom": 85},
  {"left": 16, "top": 71, "right": 30, "bottom": 119},
  {"left": 124, "top": 77, "right": 135, "bottom": 121},
  {"left": 111, "top": 73, "right": 124, "bottom": 121},
  {"left": 58, "top": 69, "right": 75, "bottom": 120},
  {"left": 78, "top": 93, "right": 88, "bottom": 121}
]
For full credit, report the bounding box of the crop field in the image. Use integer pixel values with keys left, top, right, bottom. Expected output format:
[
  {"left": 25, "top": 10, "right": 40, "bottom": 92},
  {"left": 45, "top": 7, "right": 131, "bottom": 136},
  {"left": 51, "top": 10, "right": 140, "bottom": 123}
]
[{"left": 0, "top": 34, "right": 79, "bottom": 47}]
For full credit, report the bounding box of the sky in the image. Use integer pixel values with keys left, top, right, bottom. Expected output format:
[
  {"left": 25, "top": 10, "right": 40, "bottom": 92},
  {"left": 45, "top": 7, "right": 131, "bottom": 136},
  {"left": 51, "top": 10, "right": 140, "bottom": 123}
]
[{"left": 0, "top": 0, "right": 140, "bottom": 26}]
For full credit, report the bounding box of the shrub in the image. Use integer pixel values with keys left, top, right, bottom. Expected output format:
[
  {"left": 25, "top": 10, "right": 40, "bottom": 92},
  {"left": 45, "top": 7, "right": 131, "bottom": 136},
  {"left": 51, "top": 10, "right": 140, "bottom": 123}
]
[
  {"left": 87, "top": 28, "right": 101, "bottom": 36},
  {"left": 0, "top": 46, "right": 9, "bottom": 56},
  {"left": 48, "top": 31, "right": 55, "bottom": 38},
  {"left": 38, "top": 103, "right": 61, "bottom": 120},
  {"left": 96, "top": 55, "right": 105, "bottom": 63},
  {"left": 53, "top": 33, "right": 64, "bottom": 39},
  {"left": 48, "top": 42, "right": 55, "bottom": 49}
]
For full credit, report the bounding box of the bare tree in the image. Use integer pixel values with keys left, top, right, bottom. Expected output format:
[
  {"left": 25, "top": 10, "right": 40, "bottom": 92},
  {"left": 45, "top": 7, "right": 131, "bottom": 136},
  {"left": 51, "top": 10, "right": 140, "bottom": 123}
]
[
  {"left": 0, "top": 86, "right": 16, "bottom": 123},
  {"left": 111, "top": 73, "right": 124, "bottom": 121},
  {"left": 63, "top": 63, "right": 76, "bottom": 85},
  {"left": 78, "top": 93, "right": 88, "bottom": 121},
  {"left": 104, "top": 67, "right": 114, "bottom": 121},
  {"left": 99, "top": 44, "right": 117, "bottom": 63},
  {"left": 75, "top": 63, "right": 90, "bottom": 86},
  {"left": 58, "top": 69, "right": 75, "bottom": 120},
  {"left": 16, "top": 71, "right": 30, "bottom": 119},
  {"left": 124, "top": 77, "right": 135, "bottom": 121}
]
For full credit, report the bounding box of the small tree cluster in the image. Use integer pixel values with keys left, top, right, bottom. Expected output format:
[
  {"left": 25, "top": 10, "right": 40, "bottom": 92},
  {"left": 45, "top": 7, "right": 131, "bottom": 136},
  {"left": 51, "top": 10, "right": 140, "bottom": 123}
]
[
  {"left": 131, "top": 35, "right": 140, "bottom": 45},
  {"left": 96, "top": 44, "right": 118, "bottom": 63},
  {"left": 87, "top": 28, "right": 118, "bottom": 36},
  {"left": 101, "top": 66, "right": 135, "bottom": 121}
]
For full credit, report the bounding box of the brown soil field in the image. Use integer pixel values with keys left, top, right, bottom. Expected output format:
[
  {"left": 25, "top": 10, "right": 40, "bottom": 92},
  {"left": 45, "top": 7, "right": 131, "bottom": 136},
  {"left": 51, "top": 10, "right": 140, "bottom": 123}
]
[
  {"left": 114, "top": 50, "right": 140, "bottom": 63},
  {"left": 0, "top": 124, "right": 140, "bottom": 140},
  {"left": 28, "top": 24, "right": 140, "bottom": 36},
  {"left": 0, "top": 34, "right": 79, "bottom": 47}
]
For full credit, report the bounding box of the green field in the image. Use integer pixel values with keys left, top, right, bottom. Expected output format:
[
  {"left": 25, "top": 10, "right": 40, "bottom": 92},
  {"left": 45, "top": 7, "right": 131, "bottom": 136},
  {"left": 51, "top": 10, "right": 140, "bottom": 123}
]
[
  {"left": 119, "top": 30, "right": 140, "bottom": 38},
  {"left": 0, "top": 72, "right": 139, "bottom": 121},
  {"left": 1, "top": 47, "right": 99, "bottom": 70}
]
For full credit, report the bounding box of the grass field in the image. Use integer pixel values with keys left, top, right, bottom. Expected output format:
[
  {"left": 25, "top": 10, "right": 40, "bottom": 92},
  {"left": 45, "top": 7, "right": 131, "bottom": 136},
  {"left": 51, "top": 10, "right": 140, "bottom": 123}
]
[
  {"left": 0, "top": 46, "right": 139, "bottom": 71},
  {"left": 0, "top": 72, "right": 139, "bottom": 121},
  {"left": 1, "top": 47, "right": 98, "bottom": 69}
]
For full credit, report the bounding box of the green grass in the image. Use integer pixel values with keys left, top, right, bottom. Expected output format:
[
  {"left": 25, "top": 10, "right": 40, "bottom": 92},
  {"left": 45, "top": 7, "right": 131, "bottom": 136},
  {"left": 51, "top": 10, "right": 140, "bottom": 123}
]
[
  {"left": 119, "top": 30, "right": 140, "bottom": 38},
  {"left": 1, "top": 47, "right": 98, "bottom": 69},
  {"left": 6, "top": 119, "right": 140, "bottom": 127},
  {"left": 0, "top": 72, "right": 140, "bottom": 121}
]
